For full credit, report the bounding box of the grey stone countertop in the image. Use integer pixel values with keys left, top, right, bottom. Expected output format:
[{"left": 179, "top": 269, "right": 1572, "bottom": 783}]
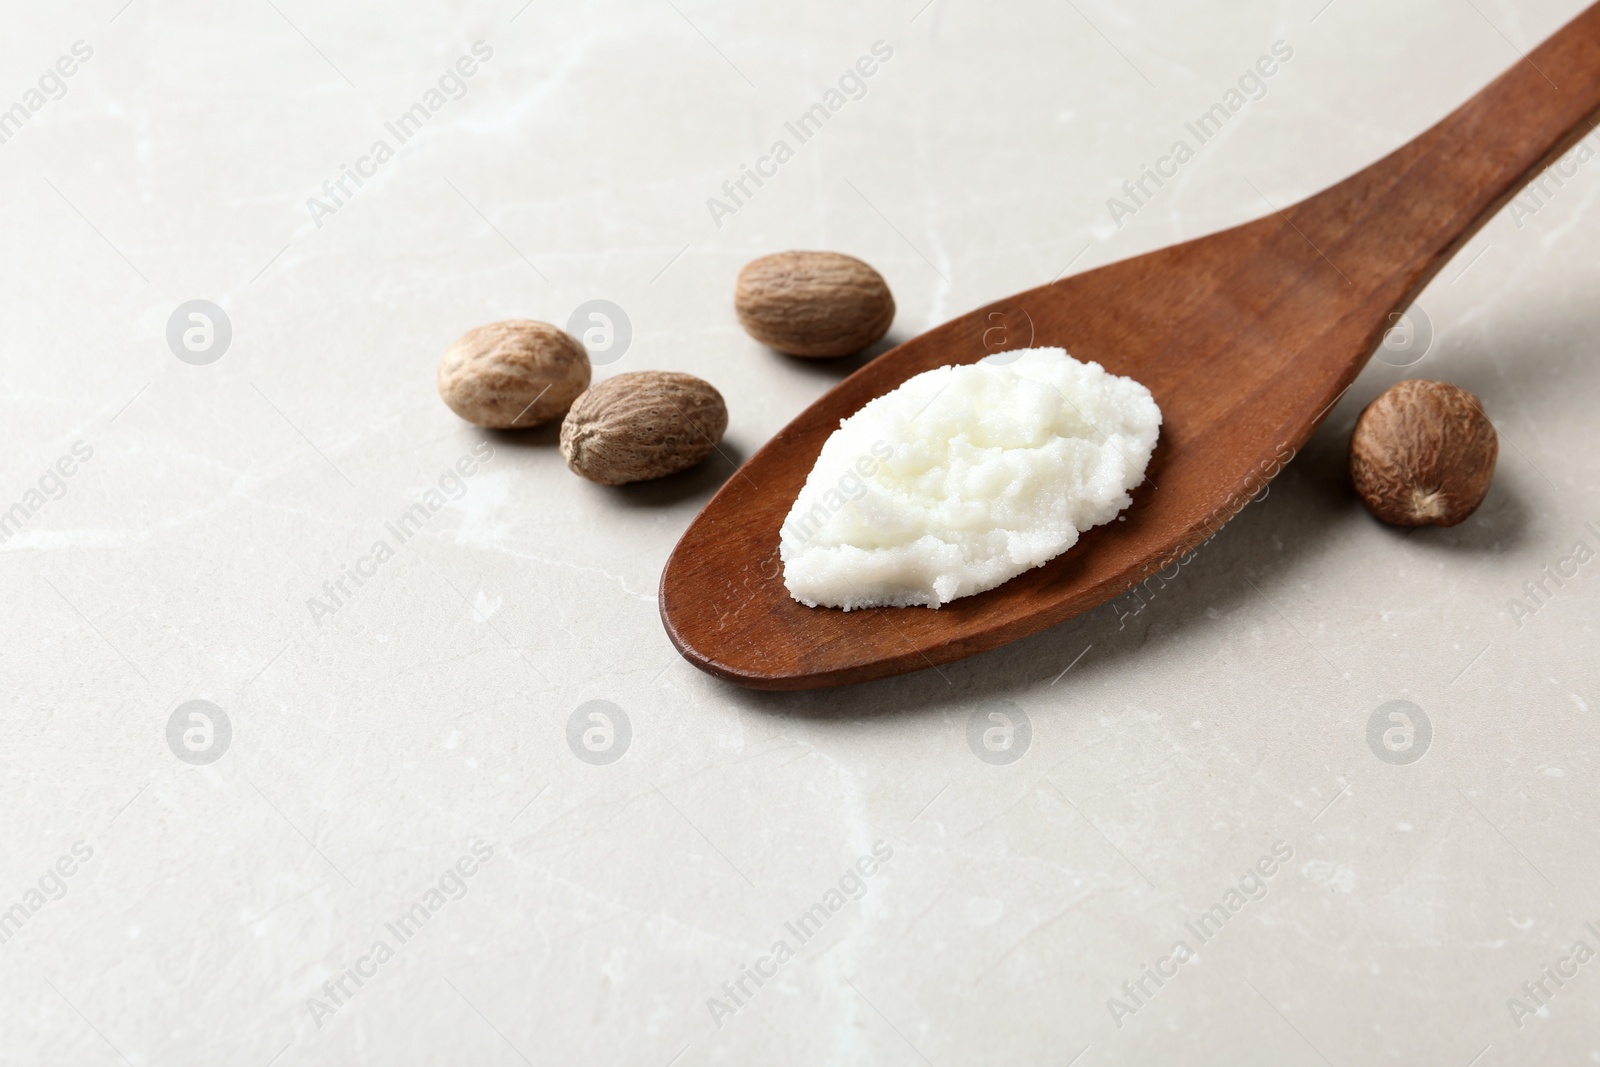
[{"left": 2, "top": 0, "right": 1597, "bottom": 1063}]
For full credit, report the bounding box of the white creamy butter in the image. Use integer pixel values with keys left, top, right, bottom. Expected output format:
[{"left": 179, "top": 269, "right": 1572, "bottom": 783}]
[{"left": 780, "top": 347, "right": 1161, "bottom": 610}]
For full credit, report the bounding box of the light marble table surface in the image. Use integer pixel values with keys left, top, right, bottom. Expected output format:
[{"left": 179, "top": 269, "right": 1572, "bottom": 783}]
[{"left": 3, "top": 0, "right": 1598, "bottom": 1064}]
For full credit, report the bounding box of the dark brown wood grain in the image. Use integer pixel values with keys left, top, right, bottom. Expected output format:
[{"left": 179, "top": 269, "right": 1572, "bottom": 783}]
[{"left": 661, "top": 4, "right": 1600, "bottom": 690}]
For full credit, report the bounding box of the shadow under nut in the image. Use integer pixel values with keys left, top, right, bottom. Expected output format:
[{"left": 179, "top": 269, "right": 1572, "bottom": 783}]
[
  {"left": 561, "top": 371, "right": 729, "bottom": 485},
  {"left": 438, "top": 320, "right": 591, "bottom": 428},
  {"left": 736, "top": 251, "right": 895, "bottom": 358}
]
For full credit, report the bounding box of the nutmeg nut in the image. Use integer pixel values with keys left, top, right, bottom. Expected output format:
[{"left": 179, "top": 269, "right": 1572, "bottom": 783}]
[
  {"left": 438, "top": 320, "right": 591, "bottom": 429},
  {"left": 560, "top": 371, "right": 729, "bottom": 485},
  {"left": 735, "top": 250, "right": 895, "bottom": 358},
  {"left": 1350, "top": 379, "right": 1498, "bottom": 526}
]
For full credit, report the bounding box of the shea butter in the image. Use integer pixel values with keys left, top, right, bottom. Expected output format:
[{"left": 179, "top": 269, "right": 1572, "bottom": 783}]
[{"left": 780, "top": 348, "right": 1161, "bottom": 610}]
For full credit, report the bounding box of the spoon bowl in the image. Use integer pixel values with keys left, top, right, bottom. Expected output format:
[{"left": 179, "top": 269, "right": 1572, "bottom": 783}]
[{"left": 661, "top": 4, "right": 1600, "bottom": 689}]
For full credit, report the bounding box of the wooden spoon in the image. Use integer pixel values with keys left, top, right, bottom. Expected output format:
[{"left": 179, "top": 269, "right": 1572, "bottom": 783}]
[{"left": 661, "top": 4, "right": 1600, "bottom": 690}]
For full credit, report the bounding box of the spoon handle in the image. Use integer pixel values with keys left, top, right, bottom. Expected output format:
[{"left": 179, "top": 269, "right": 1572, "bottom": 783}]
[{"left": 1291, "top": 3, "right": 1600, "bottom": 311}]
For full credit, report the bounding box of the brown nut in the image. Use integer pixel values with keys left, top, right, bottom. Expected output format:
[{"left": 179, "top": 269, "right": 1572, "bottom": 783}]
[
  {"left": 735, "top": 251, "right": 894, "bottom": 358},
  {"left": 1350, "top": 379, "right": 1498, "bottom": 526},
  {"left": 560, "top": 371, "right": 728, "bottom": 485},
  {"left": 438, "top": 320, "right": 591, "bottom": 428}
]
